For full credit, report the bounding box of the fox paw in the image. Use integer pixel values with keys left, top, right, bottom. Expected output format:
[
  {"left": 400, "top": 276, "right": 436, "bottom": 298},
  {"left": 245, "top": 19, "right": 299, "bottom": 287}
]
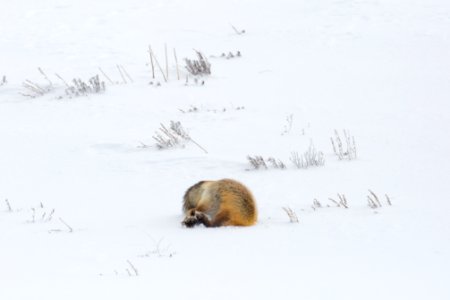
[
  {"left": 195, "top": 212, "right": 208, "bottom": 222},
  {"left": 182, "top": 216, "right": 199, "bottom": 228}
]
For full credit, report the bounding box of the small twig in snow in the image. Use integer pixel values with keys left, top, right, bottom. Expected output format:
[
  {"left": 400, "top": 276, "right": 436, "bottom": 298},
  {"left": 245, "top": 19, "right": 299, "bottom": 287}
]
[
  {"left": 230, "top": 23, "right": 246, "bottom": 35},
  {"left": 59, "top": 217, "right": 73, "bottom": 233}
]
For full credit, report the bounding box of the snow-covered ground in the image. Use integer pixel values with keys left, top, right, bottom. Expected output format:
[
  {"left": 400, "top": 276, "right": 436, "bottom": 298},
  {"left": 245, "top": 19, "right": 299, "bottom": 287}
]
[{"left": 1, "top": 0, "right": 450, "bottom": 299}]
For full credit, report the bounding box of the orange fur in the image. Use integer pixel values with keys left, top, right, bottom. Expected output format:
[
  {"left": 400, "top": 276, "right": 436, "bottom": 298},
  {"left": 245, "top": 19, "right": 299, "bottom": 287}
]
[{"left": 182, "top": 179, "right": 257, "bottom": 227}]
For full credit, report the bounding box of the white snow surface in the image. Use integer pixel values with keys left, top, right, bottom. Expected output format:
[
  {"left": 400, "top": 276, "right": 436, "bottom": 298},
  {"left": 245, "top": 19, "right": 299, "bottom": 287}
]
[{"left": 1, "top": 0, "right": 450, "bottom": 299}]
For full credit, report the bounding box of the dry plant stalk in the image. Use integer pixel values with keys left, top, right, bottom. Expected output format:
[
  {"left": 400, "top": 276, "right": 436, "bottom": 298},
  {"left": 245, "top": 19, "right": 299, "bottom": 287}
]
[
  {"left": 185, "top": 50, "right": 211, "bottom": 76},
  {"left": 331, "top": 129, "right": 357, "bottom": 160},
  {"left": 165, "top": 43, "right": 169, "bottom": 80},
  {"left": 313, "top": 199, "right": 322, "bottom": 208},
  {"left": 21, "top": 68, "right": 55, "bottom": 98},
  {"left": 65, "top": 75, "right": 105, "bottom": 97},
  {"left": 281, "top": 114, "right": 293, "bottom": 135},
  {"left": 367, "top": 191, "right": 392, "bottom": 208},
  {"left": 127, "top": 260, "right": 139, "bottom": 276},
  {"left": 46, "top": 209, "right": 55, "bottom": 222},
  {"left": 149, "top": 47, "right": 167, "bottom": 82},
  {"left": 117, "top": 64, "right": 127, "bottom": 84},
  {"left": 328, "top": 198, "right": 340, "bottom": 207},
  {"left": 230, "top": 23, "right": 245, "bottom": 35},
  {"left": 267, "top": 157, "right": 286, "bottom": 169},
  {"left": 119, "top": 65, "right": 133, "bottom": 83},
  {"left": 290, "top": 143, "right": 325, "bottom": 169},
  {"left": 22, "top": 80, "right": 48, "bottom": 97},
  {"left": 337, "top": 193, "right": 348, "bottom": 208},
  {"left": 38, "top": 67, "right": 53, "bottom": 87},
  {"left": 59, "top": 217, "right": 74, "bottom": 233},
  {"left": 98, "top": 67, "right": 115, "bottom": 85},
  {"left": 369, "top": 189, "right": 381, "bottom": 207},
  {"left": 385, "top": 194, "right": 392, "bottom": 206},
  {"left": 173, "top": 48, "right": 180, "bottom": 80},
  {"left": 282, "top": 207, "right": 299, "bottom": 223},
  {"left": 5, "top": 199, "right": 12, "bottom": 212},
  {"left": 31, "top": 208, "right": 36, "bottom": 222},
  {"left": 247, "top": 155, "right": 268, "bottom": 170},
  {"left": 140, "top": 237, "right": 174, "bottom": 258},
  {"left": 327, "top": 194, "right": 348, "bottom": 208},
  {"left": 153, "top": 121, "right": 207, "bottom": 153},
  {"left": 148, "top": 45, "right": 155, "bottom": 79},
  {"left": 55, "top": 73, "right": 70, "bottom": 88}
]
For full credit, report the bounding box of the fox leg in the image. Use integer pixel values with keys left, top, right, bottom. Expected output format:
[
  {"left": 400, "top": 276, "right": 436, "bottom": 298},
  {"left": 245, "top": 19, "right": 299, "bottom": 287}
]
[
  {"left": 195, "top": 211, "right": 213, "bottom": 227},
  {"left": 197, "top": 211, "right": 230, "bottom": 227}
]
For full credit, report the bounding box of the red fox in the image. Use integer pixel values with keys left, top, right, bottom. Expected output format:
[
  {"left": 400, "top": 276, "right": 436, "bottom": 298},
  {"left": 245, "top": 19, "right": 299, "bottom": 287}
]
[{"left": 182, "top": 179, "right": 257, "bottom": 227}]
